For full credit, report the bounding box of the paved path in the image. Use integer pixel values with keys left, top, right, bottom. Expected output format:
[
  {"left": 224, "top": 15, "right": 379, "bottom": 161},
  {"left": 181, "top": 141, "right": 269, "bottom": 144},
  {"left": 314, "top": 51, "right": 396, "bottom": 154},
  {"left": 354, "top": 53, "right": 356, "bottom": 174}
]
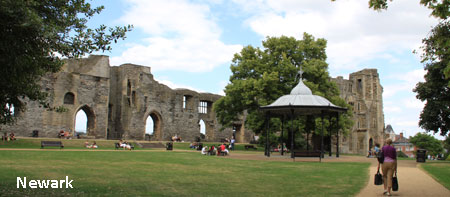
[{"left": 356, "top": 159, "right": 450, "bottom": 197}]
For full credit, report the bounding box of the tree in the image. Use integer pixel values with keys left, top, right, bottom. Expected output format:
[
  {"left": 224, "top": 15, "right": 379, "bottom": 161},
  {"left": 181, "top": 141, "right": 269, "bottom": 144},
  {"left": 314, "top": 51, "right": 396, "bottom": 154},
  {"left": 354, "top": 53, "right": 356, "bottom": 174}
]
[
  {"left": 413, "top": 21, "right": 450, "bottom": 136},
  {"left": 409, "top": 133, "right": 443, "bottom": 156},
  {"left": 444, "top": 136, "right": 450, "bottom": 153},
  {"left": 213, "top": 34, "right": 353, "bottom": 137},
  {"left": 358, "top": 0, "right": 450, "bottom": 136},
  {"left": 0, "top": 0, "right": 132, "bottom": 124}
]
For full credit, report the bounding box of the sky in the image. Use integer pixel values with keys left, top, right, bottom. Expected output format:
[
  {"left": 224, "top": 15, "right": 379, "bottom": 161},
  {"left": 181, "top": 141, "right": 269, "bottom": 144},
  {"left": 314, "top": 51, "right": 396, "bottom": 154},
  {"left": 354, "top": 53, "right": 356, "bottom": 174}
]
[{"left": 75, "top": 0, "right": 446, "bottom": 140}]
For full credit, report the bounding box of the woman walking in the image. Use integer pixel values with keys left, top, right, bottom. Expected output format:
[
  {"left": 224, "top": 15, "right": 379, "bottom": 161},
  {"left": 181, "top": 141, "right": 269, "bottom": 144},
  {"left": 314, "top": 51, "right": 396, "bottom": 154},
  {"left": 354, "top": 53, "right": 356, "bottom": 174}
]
[{"left": 382, "top": 139, "right": 397, "bottom": 196}]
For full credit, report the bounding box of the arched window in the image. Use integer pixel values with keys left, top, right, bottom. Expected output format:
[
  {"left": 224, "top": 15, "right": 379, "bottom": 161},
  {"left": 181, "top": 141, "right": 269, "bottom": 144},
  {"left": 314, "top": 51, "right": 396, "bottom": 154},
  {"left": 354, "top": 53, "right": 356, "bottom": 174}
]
[{"left": 64, "top": 92, "right": 75, "bottom": 104}]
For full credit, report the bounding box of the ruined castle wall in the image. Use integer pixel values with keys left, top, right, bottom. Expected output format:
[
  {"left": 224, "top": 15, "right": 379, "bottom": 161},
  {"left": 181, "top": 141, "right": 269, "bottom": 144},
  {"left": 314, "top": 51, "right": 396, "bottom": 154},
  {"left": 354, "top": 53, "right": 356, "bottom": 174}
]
[
  {"left": 331, "top": 69, "right": 385, "bottom": 154},
  {"left": 2, "top": 55, "right": 254, "bottom": 142},
  {"left": 1, "top": 56, "right": 110, "bottom": 138},
  {"left": 108, "top": 64, "right": 244, "bottom": 142}
]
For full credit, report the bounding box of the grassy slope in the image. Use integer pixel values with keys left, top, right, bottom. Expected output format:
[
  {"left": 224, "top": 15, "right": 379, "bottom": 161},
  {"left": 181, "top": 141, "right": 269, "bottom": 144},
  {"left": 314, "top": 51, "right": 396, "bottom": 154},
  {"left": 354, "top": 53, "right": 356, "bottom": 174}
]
[
  {"left": 421, "top": 162, "right": 450, "bottom": 190},
  {"left": 0, "top": 150, "right": 369, "bottom": 196}
]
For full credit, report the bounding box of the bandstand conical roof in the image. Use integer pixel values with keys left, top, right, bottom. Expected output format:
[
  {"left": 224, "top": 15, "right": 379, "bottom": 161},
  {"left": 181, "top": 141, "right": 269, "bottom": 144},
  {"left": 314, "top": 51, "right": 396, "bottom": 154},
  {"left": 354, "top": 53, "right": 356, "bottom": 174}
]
[{"left": 260, "top": 71, "right": 346, "bottom": 116}]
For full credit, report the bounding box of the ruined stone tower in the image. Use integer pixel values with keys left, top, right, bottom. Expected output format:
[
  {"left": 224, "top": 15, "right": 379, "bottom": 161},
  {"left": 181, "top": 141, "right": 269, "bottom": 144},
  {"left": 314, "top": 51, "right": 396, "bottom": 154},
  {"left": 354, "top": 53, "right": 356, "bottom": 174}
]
[{"left": 332, "top": 69, "right": 385, "bottom": 154}]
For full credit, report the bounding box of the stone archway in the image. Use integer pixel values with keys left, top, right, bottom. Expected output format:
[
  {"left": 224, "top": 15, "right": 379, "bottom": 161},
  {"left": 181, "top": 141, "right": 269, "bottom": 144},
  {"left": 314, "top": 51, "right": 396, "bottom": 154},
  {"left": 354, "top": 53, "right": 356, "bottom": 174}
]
[
  {"left": 145, "top": 111, "right": 162, "bottom": 141},
  {"left": 198, "top": 119, "right": 213, "bottom": 141},
  {"left": 74, "top": 105, "right": 96, "bottom": 136}
]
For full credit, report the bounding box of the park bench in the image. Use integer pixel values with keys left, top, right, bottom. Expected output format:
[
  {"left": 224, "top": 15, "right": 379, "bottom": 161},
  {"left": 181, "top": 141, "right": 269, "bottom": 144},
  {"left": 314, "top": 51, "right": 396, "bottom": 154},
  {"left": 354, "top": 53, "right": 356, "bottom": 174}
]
[
  {"left": 41, "top": 141, "right": 64, "bottom": 149},
  {"left": 244, "top": 145, "right": 257, "bottom": 150},
  {"left": 293, "top": 150, "right": 321, "bottom": 158},
  {"left": 115, "top": 143, "right": 134, "bottom": 150}
]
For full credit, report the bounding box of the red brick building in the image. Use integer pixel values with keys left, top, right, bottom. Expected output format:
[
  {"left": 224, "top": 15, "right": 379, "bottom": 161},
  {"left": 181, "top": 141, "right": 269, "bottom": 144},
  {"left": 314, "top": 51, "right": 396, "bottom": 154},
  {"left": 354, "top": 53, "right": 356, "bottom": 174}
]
[{"left": 393, "top": 132, "right": 417, "bottom": 158}]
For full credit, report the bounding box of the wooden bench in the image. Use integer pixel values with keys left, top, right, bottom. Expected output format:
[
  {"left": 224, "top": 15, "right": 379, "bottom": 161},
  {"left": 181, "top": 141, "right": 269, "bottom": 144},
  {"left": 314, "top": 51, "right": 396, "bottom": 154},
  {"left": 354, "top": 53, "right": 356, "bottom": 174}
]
[
  {"left": 41, "top": 141, "right": 64, "bottom": 149},
  {"left": 244, "top": 145, "right": 257, "bottom": 150},
  {"left": 293, "top": 151, "right": 321, "bottom": 157}
]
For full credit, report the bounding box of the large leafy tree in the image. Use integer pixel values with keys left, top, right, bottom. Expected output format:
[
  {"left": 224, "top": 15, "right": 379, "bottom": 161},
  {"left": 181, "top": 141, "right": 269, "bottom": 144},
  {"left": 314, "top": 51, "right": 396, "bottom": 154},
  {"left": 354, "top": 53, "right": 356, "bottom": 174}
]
[
  {"left": 409, "top": 133, "right": 443, "bottom": 156},
  {"left": 359, "top": 0, "right": 450, "bottom": 136},
  {"left": 0, "top": 0, "right": 132, "bottom": 124},
  {"left": 213, "top": 34, "right": 353, "bottom": 136}
]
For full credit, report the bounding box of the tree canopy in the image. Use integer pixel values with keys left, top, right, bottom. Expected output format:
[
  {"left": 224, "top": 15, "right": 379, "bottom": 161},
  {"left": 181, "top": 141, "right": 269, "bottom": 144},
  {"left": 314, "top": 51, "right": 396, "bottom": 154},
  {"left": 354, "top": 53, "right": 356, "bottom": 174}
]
[
  {"left": 0, "top": 0, "right": 132, "bottom": 124},
  {"left": 360, "top": 0, "right": 450, "bottom": 136},
  {"left": 213, "top": 34, "right": 353, "bottom": 137},
  {"left": 409, "top": 132, "right": 443, "bottom": 156}
]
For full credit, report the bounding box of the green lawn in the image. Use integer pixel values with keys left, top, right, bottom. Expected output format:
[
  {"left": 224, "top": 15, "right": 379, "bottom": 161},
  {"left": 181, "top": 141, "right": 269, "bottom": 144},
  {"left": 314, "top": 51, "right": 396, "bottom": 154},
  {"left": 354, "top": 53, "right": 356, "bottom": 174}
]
[
  {"left": 421, "top": 161, "right": 450, "bottom": 190},
  {"left": 0, "top": 138, "right": 264, "bottom": 151},
  {"left": 0, "top": 150, "right": 369, "bottom": 196}
]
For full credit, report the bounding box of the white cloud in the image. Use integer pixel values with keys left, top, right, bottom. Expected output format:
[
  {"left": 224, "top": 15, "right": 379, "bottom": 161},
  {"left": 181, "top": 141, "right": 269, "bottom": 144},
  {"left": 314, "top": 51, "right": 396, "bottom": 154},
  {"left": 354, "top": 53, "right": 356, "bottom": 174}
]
[
  {"left": 217, "top": 80, "right": 228, "bottom": 96},
  {"left": 110, "top": 0, "right": 242, "bottom": 72},
  {"left": 383, "top": 69, "right": 426, "bottom": 98},
  {"left": 234, "top": 0, "right": 437, "bottom": 71},
  {"left": 403, "top": 98, "right": 424, "bottom": 110},
  {"left": 154, "top": 77, "right": 204, "bottom": 93},
  {"left": 398, "top": 69, "right": 426, "bottom": 84}
]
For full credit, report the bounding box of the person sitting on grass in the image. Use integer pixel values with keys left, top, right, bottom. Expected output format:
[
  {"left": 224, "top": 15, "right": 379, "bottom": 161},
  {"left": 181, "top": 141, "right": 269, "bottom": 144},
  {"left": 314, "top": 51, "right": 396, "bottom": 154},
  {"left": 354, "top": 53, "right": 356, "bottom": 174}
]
[
  {"left": 91, "top": 141, "right": 98, "bottom": 149},
  {"left": 201, "top": 146, "right": 208, "bottom": 155},
  {"left": 85, "top": 140, "right": 90, "bottom": 148},
  {"left": 223, "top": 147, "right": 230, "bottom": 155},
  {"left": 9, "top": 133, "right": 16, "bottom": 141},
  {"left": 219, "top": 144, "right": 227, "bottom": 156},
  {"left": 208, "top": 145, "right": 216, "bottom": 155}
]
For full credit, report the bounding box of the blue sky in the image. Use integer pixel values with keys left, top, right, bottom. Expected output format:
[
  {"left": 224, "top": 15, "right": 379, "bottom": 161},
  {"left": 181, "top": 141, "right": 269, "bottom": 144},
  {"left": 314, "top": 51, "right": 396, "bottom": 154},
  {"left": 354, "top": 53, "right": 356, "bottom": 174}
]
[{"left": 75, "top": 0, "right": 446, "bottom": 140}]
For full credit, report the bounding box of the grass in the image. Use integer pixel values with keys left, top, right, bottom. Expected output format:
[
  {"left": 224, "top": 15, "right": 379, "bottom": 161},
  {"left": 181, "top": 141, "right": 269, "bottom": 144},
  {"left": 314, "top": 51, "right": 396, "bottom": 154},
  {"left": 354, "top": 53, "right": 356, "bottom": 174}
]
[
  {"left": 421, "top": 161, "right": 450, "bottom": 190},
  {"left": 0, "top": 138, "right": 264, "bottom": 152},
  {"left": 0, "top": 150, "right": 369, "bottom": 196}
]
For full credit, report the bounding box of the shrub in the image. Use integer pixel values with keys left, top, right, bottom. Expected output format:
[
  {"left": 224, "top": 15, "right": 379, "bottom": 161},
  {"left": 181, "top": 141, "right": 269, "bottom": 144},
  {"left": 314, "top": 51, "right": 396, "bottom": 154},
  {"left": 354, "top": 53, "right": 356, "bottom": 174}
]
[{"left": 397, "top": 151, "right": 409, "bottom": 158}]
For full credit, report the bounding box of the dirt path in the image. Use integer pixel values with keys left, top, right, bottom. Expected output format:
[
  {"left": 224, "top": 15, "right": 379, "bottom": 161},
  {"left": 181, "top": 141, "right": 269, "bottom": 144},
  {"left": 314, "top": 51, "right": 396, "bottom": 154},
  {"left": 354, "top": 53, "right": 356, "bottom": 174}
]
[{"left": 356, "top": 159, "right": 450, "bottom": 197}]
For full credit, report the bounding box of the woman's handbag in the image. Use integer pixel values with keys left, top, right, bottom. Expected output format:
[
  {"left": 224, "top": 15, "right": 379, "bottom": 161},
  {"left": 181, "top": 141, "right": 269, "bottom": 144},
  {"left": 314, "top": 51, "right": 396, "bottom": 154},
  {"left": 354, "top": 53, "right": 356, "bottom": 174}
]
[
  {"left": 377, "top": 151, "right": 384, "bottom": 163},
  {"left": 374, "top": 164, "right": 383, "bottom": 185},
  {"left": 392, "top": 172, "right": 399, "bottom": 191}
]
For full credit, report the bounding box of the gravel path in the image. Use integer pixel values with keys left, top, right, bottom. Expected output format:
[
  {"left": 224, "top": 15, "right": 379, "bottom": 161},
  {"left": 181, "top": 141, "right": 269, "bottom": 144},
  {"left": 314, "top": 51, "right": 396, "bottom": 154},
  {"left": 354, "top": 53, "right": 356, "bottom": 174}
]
[{"left": 356, "top": 159, "right": 450, "bottom": 197}]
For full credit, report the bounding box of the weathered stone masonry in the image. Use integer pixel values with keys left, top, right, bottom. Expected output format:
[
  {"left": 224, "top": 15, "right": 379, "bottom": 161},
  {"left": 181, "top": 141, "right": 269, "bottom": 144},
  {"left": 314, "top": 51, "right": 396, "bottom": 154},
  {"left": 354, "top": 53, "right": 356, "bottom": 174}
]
[
  {"left": 3, "top": 55, "right": 251, "bottom": 142},
  {"left": 2, "top": 56, "right": 384, "bottom": 154},
  {"left": 331, "top": 69, "right": 385, "bottom": 154}
]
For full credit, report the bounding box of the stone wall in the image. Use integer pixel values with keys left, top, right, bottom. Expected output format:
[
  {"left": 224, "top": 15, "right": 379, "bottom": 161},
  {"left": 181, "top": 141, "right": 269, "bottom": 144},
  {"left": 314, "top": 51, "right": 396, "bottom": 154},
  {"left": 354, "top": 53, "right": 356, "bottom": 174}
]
[
  {"left": 2, "top": 55, "right": 253, "bottom": 143},
  {"left": 331, "top": 69, "right": 385, "bottom": 154},
  {"left": 1, "top": 55, "right": 110, "bottom": 138}
]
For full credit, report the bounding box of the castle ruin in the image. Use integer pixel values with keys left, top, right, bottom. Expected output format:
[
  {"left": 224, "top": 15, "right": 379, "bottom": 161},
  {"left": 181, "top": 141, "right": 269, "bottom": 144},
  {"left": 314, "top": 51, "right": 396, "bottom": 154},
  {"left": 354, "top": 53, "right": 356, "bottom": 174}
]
[
  {"left": 332, "top": 69, "right": 385, "bottom": 154},
  {"left": 2, "top": 55, "right": 251, "bottom": 142},
  {"left": 2, "top": 56, "right": 385, "bottom": 154}
]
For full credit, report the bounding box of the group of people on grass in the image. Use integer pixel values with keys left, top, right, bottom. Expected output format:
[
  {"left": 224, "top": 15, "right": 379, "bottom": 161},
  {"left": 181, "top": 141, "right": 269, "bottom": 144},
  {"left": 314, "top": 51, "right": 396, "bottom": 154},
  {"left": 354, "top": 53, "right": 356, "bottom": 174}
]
[
  {"left": 222, "top": 136, "right": 236, "bottom": 150},
  {"left": 171, "top": 134, "right": 183, "bottom": 142},
  {"left": 377, "top": 139, "right": 398, "bottom": 196},
  {"left": 84, "top": 141, "right": 98, "bottom": 149},
  {"left": 59, "top": 129, "right": 73, "bottom": 139},
  {"left": 201, "top": 143, "right": 230, "bottom": 156},
  {"left": 1, "top": 132, "right": 16, "bottom": 141}
]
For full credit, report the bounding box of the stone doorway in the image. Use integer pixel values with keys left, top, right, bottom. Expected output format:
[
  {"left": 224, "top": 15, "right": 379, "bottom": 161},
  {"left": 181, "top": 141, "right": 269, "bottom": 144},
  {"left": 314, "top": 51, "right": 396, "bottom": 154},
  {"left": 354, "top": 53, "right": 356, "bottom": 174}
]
[
  {"left": 74, "top": 105, "right": 96, "bottom": 137},
  {"left": 146, "top": 112, "right": 162, "bottom": 141}
]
